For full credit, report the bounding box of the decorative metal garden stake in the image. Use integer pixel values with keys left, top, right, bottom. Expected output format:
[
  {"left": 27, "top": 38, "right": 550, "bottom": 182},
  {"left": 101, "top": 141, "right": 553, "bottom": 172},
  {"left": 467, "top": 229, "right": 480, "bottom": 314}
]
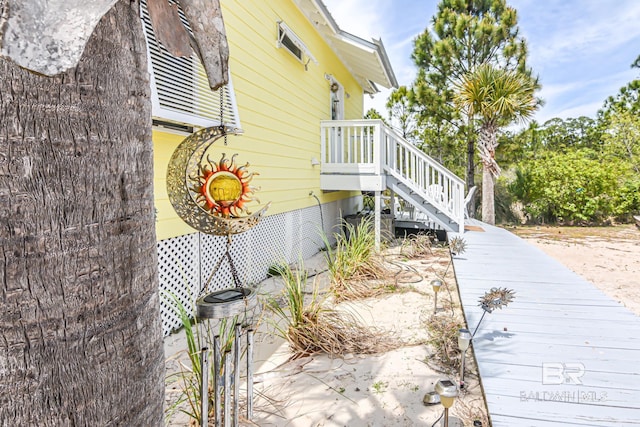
[{"left": 472, "top": 287, "right": 516, "bottom": 337}]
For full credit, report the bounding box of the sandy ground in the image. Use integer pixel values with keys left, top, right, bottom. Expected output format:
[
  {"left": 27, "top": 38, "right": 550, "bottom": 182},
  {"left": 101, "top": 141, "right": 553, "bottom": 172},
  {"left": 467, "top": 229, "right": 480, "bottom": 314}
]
[
  {"left": 163, "top": 224, "right": 640, "bottom": 426},
  {"left": 164, "top": 243, "right": 488, "bottom": 427},
  {"left": 509, "top": 224, "right": 640, "bottom": 315}
]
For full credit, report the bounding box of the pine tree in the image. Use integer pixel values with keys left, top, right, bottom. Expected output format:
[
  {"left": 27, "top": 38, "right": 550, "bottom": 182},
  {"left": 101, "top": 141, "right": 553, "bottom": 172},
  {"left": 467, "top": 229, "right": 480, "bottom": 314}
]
[{"left": 411, "top": 0, "right": 532, "bottom": 216}]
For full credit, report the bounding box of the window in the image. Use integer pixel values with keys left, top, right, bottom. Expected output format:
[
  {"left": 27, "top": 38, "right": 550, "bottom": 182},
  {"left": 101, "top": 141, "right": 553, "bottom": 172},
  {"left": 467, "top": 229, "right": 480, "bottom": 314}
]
[
  {"left": 139, "top": 0, "right": 241, "bottom": 130},
  {"left": 278, "top": 26, "right": 302, "bottom": 61},
  {"left": 276, "top": 21, "right": 317, "bottom": 69}
]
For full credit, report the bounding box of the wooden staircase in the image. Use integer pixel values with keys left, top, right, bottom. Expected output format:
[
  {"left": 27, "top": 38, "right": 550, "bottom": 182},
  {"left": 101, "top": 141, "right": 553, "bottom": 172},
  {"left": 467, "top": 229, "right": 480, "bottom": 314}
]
[{"left": 319, "top": 119, "right": 465, "bottom": 233}]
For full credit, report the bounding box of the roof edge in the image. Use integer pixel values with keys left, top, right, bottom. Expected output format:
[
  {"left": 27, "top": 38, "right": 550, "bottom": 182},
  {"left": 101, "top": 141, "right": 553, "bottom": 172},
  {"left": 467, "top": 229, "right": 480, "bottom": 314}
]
[{"left": 303, "top": 0, "right": 398, "bottom": 90}]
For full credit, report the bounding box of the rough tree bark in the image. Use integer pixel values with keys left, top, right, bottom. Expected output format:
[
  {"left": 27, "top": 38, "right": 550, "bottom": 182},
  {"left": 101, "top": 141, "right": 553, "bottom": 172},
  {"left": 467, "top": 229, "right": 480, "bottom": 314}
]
[
  {"left": 479, "top": 123, "right": 500, "bottom": 225},
  {"left": 0, "top": 1, "right": 164, "bottom": 425},
  {"left": 481, "top": 167, "right": 496, "bottom": 226},
  {"left": 466, "top": 132, "right": 476, "bottom": 218}
]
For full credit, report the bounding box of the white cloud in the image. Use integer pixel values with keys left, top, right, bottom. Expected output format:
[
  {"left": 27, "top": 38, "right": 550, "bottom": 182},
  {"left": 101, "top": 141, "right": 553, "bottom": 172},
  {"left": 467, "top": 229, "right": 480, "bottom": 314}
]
[
  {"left": 322, "top": 0, "right": 640, "bottom": 122},
  {"left": 519, "top": 1, "right": 640, "bottom": 66},
  {"left": 322, "top": 0, "right": 386, "bottom": 39},
  {"left": 364, "top": 87, "right": 392, "bottom": 117}
]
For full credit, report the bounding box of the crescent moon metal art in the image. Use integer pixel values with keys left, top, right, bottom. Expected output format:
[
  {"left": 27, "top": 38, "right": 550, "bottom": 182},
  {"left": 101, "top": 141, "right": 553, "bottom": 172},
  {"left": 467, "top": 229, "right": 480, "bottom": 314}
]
[{"left": 166, "top": 126, "right": 270, "bottom": 235}]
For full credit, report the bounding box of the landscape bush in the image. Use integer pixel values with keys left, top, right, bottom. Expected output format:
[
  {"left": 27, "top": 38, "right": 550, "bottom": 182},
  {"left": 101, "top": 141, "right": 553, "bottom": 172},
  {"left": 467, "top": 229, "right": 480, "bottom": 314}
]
[{"left": 510, "top": 149, "right": 639, "bottom": 223}]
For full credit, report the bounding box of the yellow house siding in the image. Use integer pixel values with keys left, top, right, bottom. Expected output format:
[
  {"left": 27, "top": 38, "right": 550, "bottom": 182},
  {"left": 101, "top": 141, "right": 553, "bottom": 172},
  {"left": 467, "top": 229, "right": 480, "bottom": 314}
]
[
  {"left": 154, "top": 0, "right": 366, "bottom": 240},
  {"left": 153, "top": 130, "right": 196, "bottom": 240}
]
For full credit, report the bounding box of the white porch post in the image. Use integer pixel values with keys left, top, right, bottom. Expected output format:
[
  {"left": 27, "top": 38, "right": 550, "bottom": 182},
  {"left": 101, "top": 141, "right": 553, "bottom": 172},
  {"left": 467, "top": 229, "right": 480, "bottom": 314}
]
[{"left": 374, "top": 191, "right": 381, "bottom": 251}]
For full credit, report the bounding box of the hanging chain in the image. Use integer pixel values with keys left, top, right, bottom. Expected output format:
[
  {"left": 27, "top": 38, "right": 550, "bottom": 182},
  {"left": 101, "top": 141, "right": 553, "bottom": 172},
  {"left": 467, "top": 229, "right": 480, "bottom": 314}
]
[
  {"left": 199, "top": 234, "right": 242, "bottom": 297},
  {"left": 225, "top": 234, "right": 242, "bottom": 288},
  {"left": 219, "top": 86, "right": 227, "bottom": 146}
]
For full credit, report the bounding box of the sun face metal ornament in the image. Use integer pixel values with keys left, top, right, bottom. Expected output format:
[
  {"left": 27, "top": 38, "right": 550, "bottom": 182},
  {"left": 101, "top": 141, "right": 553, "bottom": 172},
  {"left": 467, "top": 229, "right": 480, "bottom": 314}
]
[
  {"left": 166, "top": 126, "right": 270, "bottom": 235},
  {"left": 193, "top": 152, "right": 257, "bottom": 218},
  {"left": 478, "top": 287, "right": 516, "bottom": 313}
]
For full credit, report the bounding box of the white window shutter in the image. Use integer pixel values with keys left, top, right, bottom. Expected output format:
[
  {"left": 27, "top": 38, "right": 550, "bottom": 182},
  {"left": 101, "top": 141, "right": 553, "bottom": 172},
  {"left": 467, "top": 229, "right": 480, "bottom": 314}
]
[{"left": 140, "top": 0, "right": 241, "bottom": 130}]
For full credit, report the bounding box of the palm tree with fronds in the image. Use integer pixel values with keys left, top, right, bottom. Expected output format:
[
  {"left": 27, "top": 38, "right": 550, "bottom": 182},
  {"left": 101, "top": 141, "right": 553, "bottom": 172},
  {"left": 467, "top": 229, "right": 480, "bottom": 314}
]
[{"left": 455, "top": 63, "right": 540, "bottom": 225}]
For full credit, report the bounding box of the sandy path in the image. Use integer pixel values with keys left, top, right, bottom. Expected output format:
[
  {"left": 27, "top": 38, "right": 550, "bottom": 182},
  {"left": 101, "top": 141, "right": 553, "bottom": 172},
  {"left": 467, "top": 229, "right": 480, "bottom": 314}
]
[{"left": 510, "top": 225, "right": 640, "bottom": 316}]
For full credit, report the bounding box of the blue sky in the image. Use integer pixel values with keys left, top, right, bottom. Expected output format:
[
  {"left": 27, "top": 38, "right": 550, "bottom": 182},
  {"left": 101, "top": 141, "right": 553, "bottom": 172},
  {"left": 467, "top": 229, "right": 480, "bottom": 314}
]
[{"left": 323, "top": 0, "right": 640, "bottom": 125}]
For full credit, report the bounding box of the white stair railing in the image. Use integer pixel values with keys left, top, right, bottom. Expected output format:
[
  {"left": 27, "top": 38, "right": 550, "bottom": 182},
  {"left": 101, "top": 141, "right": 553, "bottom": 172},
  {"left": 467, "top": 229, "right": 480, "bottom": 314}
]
[
  {"left": 320, "top": 119, "right": 465, "bottom": 231},
  {"left": 320, "top": 119, "right": 381, "bottom": 175},
  {"left": 382, "top": 125, "right": 465, "bottom": 230}
]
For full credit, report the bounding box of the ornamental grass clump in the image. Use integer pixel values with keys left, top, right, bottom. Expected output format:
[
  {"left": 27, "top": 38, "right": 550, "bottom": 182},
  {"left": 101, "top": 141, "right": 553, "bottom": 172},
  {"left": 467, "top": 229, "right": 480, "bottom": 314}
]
[
  {"left": 323, "top": 217, "right": 389, "bottom": 301},
  {"left": 268, "top": 261, "right": 398, "bottom": 359},
  {"left": 400, "top": 233, "right": 435, "bottom": 259},
  {"left": 425, "top": 316, "right": 464, "bottom": 374}
]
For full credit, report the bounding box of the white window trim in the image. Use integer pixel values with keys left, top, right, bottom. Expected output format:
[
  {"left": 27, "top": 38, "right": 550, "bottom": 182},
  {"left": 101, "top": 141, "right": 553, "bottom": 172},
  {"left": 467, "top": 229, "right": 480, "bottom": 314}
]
[{"left": 276, "top": 21, "right": 318, "bottom": 68}]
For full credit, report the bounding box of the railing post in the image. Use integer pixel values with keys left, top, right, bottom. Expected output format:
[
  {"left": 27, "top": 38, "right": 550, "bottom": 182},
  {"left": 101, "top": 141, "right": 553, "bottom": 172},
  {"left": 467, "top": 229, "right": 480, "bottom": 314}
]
[
  {"left": 373, "top": 121, "right": 382, "bottom": 176},
  {"left": 320, "top": 123, "right": 326, "bottom": 173},
  {"left": 384, "top": 127, "right": 393, "bottom": 173},
  {"left": 458, "top": 182, "right": 465, "bottom": 231},
  {"left": 374, "top": 191, "right": 381, "bottom": 251}
]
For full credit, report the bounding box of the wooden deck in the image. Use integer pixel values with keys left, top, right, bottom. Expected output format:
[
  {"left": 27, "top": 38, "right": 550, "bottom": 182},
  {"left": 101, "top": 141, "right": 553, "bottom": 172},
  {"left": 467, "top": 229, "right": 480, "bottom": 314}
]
[{"left": 452, "top": 221, "right": 640, "bottom": 426}]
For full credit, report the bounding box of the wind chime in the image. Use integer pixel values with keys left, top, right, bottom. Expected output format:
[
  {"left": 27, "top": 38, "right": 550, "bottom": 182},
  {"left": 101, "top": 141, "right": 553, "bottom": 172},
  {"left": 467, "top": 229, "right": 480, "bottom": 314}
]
[{"left": 166, "top": 91, "right": 269, "bottom": 427}]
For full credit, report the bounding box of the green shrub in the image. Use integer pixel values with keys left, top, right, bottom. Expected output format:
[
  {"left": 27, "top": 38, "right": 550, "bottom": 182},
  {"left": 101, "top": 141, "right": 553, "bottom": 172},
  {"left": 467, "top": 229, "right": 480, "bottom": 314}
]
[
  {"left": 494, "top": 173, "right": 521, "bottom": 224},
  {"left": 512, "top": 149, "right": 636, "bottom": 223}
]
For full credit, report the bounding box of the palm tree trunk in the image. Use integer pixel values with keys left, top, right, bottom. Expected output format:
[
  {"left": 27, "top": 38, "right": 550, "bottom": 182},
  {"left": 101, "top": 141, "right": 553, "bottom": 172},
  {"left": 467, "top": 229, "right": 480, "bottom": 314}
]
[
  {"left": 478, "top": 123, "right": 499, "bottom": 225},
  {"left": 0, "top": 1, "right": 164, "bottom": 425},
  {"left": 482, "top": 165, "right": 496, "bottom": 225},
  {"left": 466, "top": 113, "right": 477, "bottom": 217}
]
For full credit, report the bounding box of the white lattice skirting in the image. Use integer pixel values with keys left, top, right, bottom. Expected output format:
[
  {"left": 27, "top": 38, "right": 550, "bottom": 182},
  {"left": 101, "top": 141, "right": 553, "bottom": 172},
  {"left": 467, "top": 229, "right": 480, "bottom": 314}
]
[{"left": 158, "top": 198, "right": 357, "bottom": 336}]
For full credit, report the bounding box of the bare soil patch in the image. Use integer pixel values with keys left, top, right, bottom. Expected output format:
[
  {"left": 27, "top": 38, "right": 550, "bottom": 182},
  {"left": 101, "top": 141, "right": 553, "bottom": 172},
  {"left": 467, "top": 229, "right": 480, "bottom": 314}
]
[
  {"left": 508, "top": 224, "right": 640, "bottom": 315},
  {"left": 165, "top": 242, "right": 489, "bottom": 426}
]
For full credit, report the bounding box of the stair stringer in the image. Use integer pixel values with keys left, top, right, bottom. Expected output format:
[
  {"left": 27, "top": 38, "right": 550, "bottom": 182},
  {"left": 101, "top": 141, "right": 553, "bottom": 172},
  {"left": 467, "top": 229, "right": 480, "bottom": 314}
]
[{"left": 387, "top": 177, "right": 461, "bottom": 233}]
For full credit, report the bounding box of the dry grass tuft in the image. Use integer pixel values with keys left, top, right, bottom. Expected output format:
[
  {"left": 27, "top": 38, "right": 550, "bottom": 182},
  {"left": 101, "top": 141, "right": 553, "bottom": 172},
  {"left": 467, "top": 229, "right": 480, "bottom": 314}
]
[
  {"left": 286, "top": 309, "right": 401, "bottom": 359},
  {"left": 330, "top": 277, "right": 394, "bottom": 303},
  {"left": 324, "top": 217, "right": 391, "bottom": 302},
  {"left": 269, "top": 260, "right": 401, "bottom": 360},
  {"left": 454, "top": 398, "right": 490, "bottom": 427},
  {"left": 425, "top": 315, "right": 463, "bottom": 374},
  {"left": 400, "top": 234, "right": 435, "bottom": 259}
]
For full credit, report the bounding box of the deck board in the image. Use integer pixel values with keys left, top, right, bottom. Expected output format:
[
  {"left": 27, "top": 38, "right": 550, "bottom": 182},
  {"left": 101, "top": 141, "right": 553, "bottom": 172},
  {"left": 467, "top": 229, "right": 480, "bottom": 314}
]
[{"left": 453, "top": 221, "right": 640, "bottom": 426}]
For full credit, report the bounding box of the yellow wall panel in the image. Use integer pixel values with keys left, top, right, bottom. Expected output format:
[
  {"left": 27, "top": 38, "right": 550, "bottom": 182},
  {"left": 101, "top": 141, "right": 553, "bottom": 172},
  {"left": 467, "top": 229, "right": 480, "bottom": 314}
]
[{"left": 154, "top": 0, "right": 366, "bottom": 240}]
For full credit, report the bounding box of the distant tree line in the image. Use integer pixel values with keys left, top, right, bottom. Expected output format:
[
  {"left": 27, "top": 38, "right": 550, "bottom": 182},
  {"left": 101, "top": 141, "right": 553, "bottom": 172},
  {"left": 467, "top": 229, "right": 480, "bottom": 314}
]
[{"left": 370, "top": 0, "right": 640, "bottom": 225}]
